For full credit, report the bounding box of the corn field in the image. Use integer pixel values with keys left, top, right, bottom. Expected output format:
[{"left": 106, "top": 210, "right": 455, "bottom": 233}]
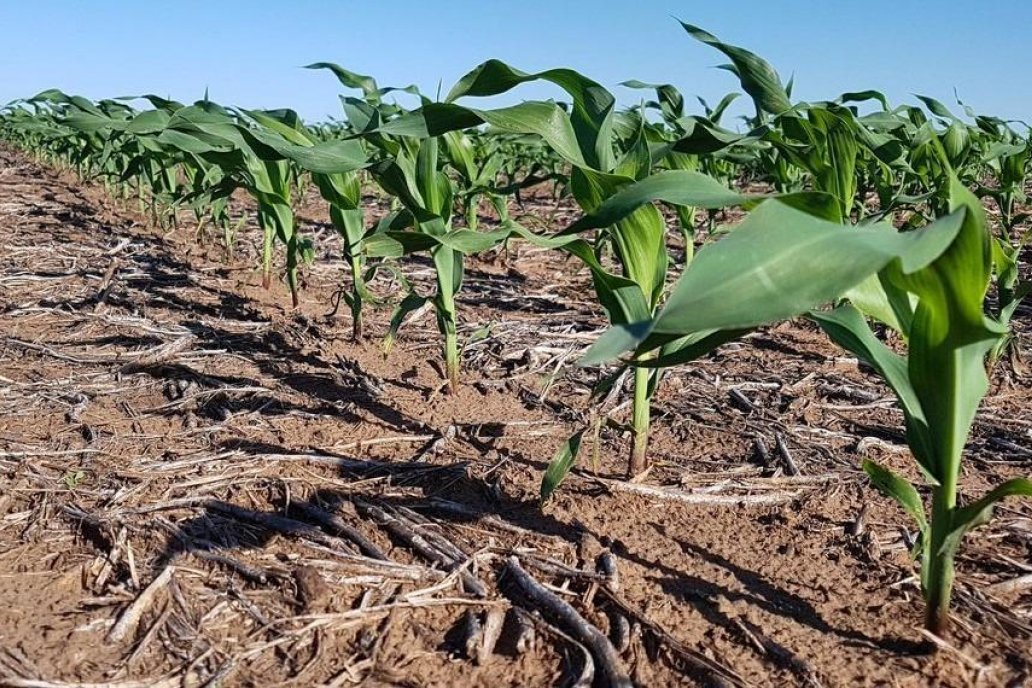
[{"left": 1, "top": 21, "right": 1030, "bottom": 688}]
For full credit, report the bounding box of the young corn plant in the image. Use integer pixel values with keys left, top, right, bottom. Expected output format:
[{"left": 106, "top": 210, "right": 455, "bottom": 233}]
[
  {"left": 982, "top": 129, "right": 1031, "bottom": 241},
  {"left": 157, "top": 103, "right": 366, "bottom": 307},
  {"left": 978, "top": 122, "right": 1031, "bottom": 363},
  {"left": 382, "top": 57, "right": 752, "bottom": 476},
  {"left": 303, "top": 65, "right": 505, "bottom": 390},
  {"left": 810, "top": 177, "right": 1032, "bottom": 636},
  {"left": 368, "top": 135, "right": 470, "bottom": 391},
  {"left": 355, "top": 132, "right": 551, "bottom": 393},
  {"left": 241, "top": 108, "right": 374, "bottom": 339},
  {"left": 153, "top": 104, "right": 302, "bottom": 301},
  {"left": 681, "top": 23, "right": 874, "bottom": 225},
  {"left": 439, "top": 128, "right": 508, "bottom": 231},
  {"left": 577, "top": 184, "right": 966, "bottom": 493}
]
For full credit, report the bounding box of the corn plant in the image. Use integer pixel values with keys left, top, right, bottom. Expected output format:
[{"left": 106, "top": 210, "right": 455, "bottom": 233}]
[
  {"left": 307, "top": 64, "right": 514, "bottom": 389},
  {"left": 577, "top": 185, "right": 966, "bottom": 498},
  {"left": 981, "top": 128, "right": 1031, "bottom": 241},
  {"left": 978, "top": 121, "right": 1031, "bottom": 362},
  {"left": 367, "top": 135, "right": 478, "bottom": 391},
  {"left": 240, "top": 108, "right": 375, "bottom": 338},
  {"left": 379, "top": 56, "right": 758, "bottom": 475},
  {"left": 810, "top": 178, "right": 1031, "bottom": 635},
  {"left": 156, "top": 103, "right": 366, "bottom": 307}
]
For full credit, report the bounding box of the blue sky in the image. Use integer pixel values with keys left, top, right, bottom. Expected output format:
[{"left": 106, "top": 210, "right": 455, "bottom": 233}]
[{"left": 2, "top": 1, "right": 1028, "bottom": 125}]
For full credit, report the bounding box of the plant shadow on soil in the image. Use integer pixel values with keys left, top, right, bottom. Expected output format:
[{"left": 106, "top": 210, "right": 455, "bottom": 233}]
[{"left": 148, "top": 440, "right": 929, "bottom": 678}]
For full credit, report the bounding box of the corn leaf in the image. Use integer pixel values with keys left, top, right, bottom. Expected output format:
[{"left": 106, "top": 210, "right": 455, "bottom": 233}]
[
  {"left": 863, "top": 459, "right": 929, "bottom": 534},
  {"left": 582, "top": 199, "right": 964, "bottom": 364},
  {"left": 680, "top": 21, "right": 791, "bottom": 115},
  {"left": 540, "top": 430, "right": 584, "bottom": 503}
]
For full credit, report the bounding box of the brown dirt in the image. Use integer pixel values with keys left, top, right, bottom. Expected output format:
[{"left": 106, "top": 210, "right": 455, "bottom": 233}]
[{"left": 1, "top": 146, "right": 1031, "bottom": 687}]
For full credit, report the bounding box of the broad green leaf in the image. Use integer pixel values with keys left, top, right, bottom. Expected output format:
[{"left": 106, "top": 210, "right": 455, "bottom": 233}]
[
  {"left": 915, "top": 94, "right": 957, "bottom": 121},
  {"left": 653, "top": 200, "right": 960, "bottom": 335},
  {"left": 565, "top": 170, "right": 752, "bottom": 232},
  {"left": 383, "top": 101, "right": 587, "bottom": 168},
  {"left": 888, "top": 179, "right": 1004, "bottom": 480},
  {"left": 645, "top": 328, "right": 749, "bottom": 368},
  {"left": 445, "top": 59, "right": 616, "bottom": 170},
  {"left": 842, "top": 273, "right": 914, "bottom": 335},
  {"left": 583, "top": 199, "right": 964, "bottom": 363},
  {"left": 839, "top": 90, "right": 890, "bottom": 111}
]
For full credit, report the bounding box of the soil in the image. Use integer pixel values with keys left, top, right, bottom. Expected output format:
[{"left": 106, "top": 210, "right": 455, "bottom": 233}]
[{"left": 0, "top": 145, "right": 1030, "bottom": 687}]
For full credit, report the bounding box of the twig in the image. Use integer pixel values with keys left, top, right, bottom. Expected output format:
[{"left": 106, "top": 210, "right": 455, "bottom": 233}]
[
  {"left": 156, "top": 520, "right": 272, "bottom": 584},
  {"left": 108, "top": 564, "right": 174, "bottom": 642},
  {"left": 0, "top": 678, "right": 180, "bottom": 688},
  {"left": 596, "top": 586, "right": 745, "bottom": 687},
  {"left": 92, "top": 257, "right": 120, "bottom": 313},
  {"left": 989, "top": 573, "right": 1032, "bottom": 594},
  {"left": 593, "top": 477, "right": 802, "bottom": 506},
  {"left": 479, "top": 608, "right": 506, "bottom": 665},
  {"left": 287, "top": 499, "right": 388, "bottom": 560},
  {"left": 916, "top": 629, "right": 988, "bottom": 672},
  {"left": 753, "top": 435, "right": 772, "bottom": 469},
  {"left": 774, "top": 433, "right": 801, "bottom": 476},
  {"left": 519, "top": 553, "right": 608, "bottom": 582},
  {"left": 728, "top": 388, "right": 755, "bottom": 413},
  {"left": 259, "top": 452, "right": 468, "bottom": 476},
  {"left": 355, "top": 500, "right": 487, "bottom": 597},
  {"left": 502, "top": 556, "right": 631, "bottom": 687},
  {"left": 118, "top": 337, "right": 194, "bottom": 374},
  {"left": 420, "top": 498, "right": 541, "bottom": 538}
]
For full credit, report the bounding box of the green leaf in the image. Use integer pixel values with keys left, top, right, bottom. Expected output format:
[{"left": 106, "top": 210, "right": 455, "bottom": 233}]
[
  {"left": 888, "top": 179, "right": 1005, "bottom": 481},
  {"left": 582, "top": 328, "right": 747, "bottom": 368},
  {"left": 680, "top": 21, "right": 792, "bottom": 115},
  {"left": 243, "top": 127, "right": 369, "bottom": 174},
  {"left": 842, "top": 272, "right": 914, "bottom": 335},
  {"left": 580, "top": 321, "right": 654, "bottom": 366},
  {"left": 838, "top": 90, "right": 890, "bottom": 111},
  {"left": 942, "top": 478, "right": 1032, "bottom": 558},
  {"left": 383, "top": 101, "right": 587, "bottom": 169},
  {"left": 584, "top": 198, "right": 963, "bottom": 364},
  {"left": 540, "top": 430, "right": 584, "bottom": 503},
  {"left": 863, "top": 459, "right": 929, "bottom": 534},
  {"left": 306, "top": 62, "right": 380, "bottom": 99},
  {"left": 915, "top": 94, "right": 957, "bottom": 121},
  {"left": 648, "top": 328, "right": 750, "bottom": 368},
  {"left": 445, "top": 59, "right": 616, "bottom": 170},
  {"left": 653, "top": 201, "right": 959, "bottom": 335},
  {"left": 810, "top": 305, "right": 923, "bottom": 420},
  {"left": 565, "top": 170, "right": 752, "bottom": 232},
  {"left": 383, "top": 291, "right": 428, "bottom": 358}
]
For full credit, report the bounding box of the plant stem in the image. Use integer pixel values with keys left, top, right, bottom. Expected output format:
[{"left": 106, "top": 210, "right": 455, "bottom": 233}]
[
  {"left": 286, "top": 236, "right": 300, "bottom": 309},
  {"left": 465, "top": 196, "right": 479, "bottom": 231},
  {"left": 629, "top": 363, "right": 651, "bottom": 477},
  {"left": 444, "top": 326, "right": 459, "bottom": 393},
  {"left": 435, "top": 265, "right": 460, "bottom": 394},
  {"left": 349, "top": 255, "right": 364, "bottom": 341},
  {"left": 924, "top": 478, "right": 958, "bottom": 636},
  {"left": 223, "top": 222, "right": 234, "bottom": 261},
  {"left": 260, "top": 217, "right": 274, "bottom": 290}
]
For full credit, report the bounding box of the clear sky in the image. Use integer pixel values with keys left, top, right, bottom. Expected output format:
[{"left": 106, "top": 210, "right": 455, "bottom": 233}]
[{"left": 2, "top": 1, "right": 1028, "bottom": 126}]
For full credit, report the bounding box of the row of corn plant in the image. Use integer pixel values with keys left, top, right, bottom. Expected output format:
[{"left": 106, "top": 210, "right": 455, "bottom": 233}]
[{"left": 2, "top": 19, "right": 1029, "bottom": 639}]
